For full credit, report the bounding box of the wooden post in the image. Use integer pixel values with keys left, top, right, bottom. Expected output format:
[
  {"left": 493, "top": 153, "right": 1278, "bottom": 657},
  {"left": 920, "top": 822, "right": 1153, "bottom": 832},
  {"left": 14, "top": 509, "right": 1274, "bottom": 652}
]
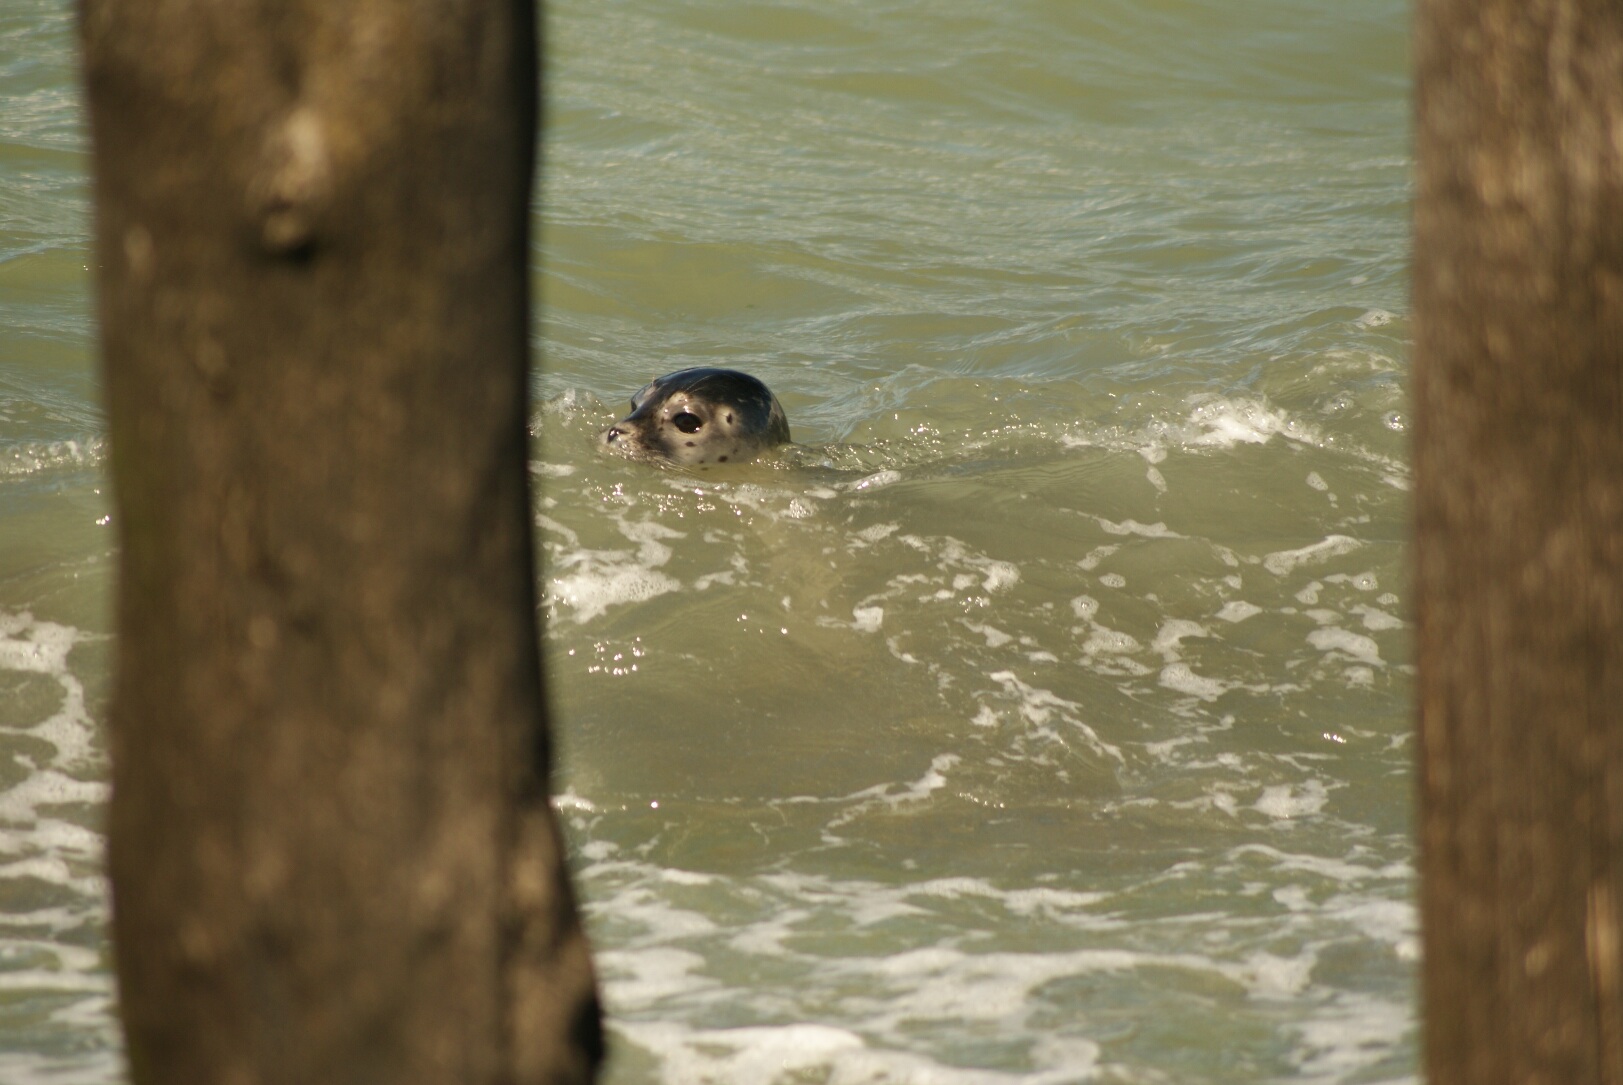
[
  {"left": 80, "top": 2, "right": 601, "bottom": 1081},
  {"left": 1414, "top": 0, "right": 1623, "bottom": 1081}
]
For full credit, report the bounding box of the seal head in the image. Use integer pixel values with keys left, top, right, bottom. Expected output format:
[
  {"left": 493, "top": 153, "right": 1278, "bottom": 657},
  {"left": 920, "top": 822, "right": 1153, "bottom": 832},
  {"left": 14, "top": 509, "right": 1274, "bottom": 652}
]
[{"left": 601, "top": 367, "right": 790, "bottom": 466}]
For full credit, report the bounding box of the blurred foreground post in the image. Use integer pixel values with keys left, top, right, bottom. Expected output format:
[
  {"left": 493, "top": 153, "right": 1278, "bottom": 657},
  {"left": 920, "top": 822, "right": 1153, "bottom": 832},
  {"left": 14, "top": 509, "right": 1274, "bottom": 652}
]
[
  {"left": 80, "top": 2, "right": 601, "bottom": 1082},
  {"left": 1414, "top": 0, "right": 1623, "bottom": 1081}
]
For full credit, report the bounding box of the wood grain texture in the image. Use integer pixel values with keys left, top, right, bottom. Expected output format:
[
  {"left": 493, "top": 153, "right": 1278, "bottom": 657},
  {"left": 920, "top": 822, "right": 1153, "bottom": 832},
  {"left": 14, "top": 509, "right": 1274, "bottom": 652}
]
[
  {"left": 80, "top": 3, "right": 601, "bottom": 1081},
  {"left": 1414, "top": 1, "right": 1623, "bottom": 1081}
]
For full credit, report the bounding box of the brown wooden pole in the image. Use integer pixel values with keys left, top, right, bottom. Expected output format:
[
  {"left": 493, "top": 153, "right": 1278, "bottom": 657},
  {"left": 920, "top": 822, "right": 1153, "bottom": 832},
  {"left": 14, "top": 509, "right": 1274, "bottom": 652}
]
[
  {"left": 80, "top": 2, "right": 600, "bottom": 1081},
  {"left": 1414, "top": 0, "right": 1623, "bottom": 1081}
]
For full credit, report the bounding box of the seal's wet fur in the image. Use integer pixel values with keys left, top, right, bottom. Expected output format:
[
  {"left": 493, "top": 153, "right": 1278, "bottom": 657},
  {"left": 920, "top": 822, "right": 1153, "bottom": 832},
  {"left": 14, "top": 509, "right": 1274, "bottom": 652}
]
[{"left": 602, "top": 367, "right": 790, "bottom": 466}]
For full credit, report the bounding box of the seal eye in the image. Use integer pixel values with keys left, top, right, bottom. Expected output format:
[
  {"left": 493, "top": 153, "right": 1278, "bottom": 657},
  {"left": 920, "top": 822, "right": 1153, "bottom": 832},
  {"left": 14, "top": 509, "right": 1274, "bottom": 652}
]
[{"left": 671, "top": 412, "right": 703, "bottom": 434}]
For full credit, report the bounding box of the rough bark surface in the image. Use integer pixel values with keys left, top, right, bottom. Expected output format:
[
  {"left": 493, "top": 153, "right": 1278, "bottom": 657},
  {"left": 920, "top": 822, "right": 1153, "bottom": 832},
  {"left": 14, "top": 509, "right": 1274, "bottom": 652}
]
[
  {"left": 1414, "top": 1, "right": 1623, "bottom": 1082},
  {"left": 80, "top": 2, "right": 601, "bottom": 1082}
]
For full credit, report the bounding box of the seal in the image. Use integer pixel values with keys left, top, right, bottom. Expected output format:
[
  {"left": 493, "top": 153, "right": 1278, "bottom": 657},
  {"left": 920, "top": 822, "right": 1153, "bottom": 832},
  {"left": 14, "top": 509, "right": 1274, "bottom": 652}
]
[{"left": 601, "top": 367, "right": 791, "bottom": 466}]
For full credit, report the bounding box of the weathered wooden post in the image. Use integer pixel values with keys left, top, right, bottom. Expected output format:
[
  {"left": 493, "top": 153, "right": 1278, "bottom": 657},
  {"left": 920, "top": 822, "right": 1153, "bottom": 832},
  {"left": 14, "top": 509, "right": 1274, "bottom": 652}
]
[
  {"left": 80, "top": 2, "right": 601, "bottom": 1081},
  {"left": 1414, "top": 0, "right": 1623, "bottom": 1081}
]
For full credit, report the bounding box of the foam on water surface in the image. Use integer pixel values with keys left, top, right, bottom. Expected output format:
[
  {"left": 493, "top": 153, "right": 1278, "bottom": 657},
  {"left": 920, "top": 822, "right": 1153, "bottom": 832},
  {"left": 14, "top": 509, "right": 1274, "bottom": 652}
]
[
  {"left": 1, "top": 0, "right": 1416, "bottom": 1077},
  {"left": 538, "top": 376, "right": 1415, "bottom": 1080},
  {"left": 0, "top": 611, "right": 115, "bottom": 1083},
  {"left": 570, "top": 835, "right": 1416, "bottom": 1084},
  {"left": 0, "top": 437, "right": 104, "bottom": 480}
]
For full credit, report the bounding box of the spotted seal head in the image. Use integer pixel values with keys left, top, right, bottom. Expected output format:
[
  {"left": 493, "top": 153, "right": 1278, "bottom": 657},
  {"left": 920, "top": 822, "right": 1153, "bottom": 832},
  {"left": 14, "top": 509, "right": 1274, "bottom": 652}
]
[{"left": 601, "top": 367, "right": 790, "bottom": 466}]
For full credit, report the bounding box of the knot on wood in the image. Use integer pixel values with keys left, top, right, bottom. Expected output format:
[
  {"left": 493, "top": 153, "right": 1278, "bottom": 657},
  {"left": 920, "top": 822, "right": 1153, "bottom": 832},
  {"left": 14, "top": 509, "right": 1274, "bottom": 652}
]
[{"left": 252, "top": 107, "right": 331, "bottom": 258}]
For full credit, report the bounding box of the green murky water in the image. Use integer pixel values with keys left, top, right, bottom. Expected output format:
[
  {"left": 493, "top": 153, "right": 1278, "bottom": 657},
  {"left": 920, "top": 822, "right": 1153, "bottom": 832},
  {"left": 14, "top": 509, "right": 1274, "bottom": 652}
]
[{"left": 1, "top": 1, "right": 1412, "bottom": 1081}]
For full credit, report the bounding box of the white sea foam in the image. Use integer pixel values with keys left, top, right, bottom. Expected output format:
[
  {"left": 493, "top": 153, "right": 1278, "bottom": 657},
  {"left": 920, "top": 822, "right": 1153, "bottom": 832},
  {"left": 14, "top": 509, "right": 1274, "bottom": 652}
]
[
  {"left": 534, "top": 513, "right": 580, "bottom": 547},
  {"left": 1151, "top": 619, "right": 1209, "bottom": 658},
  {"left": 1227, "top": 844, "right": 1402, "bottom": 885},
  {"left": 851, "top": 606, "right": 884, "bottom": 633},
  {"left": 1063, "top": 396, "right": 1323, "bottom": 457},
  {"left": 581, "top": 852, "right": 1411, "bottom": 1085},
  {"left": 1236, "top": 950, "right": 1317, "bottom": 998},
  {"left": 855, "top": 522, "right": 899, "bottom": 545},
  {"left": 548, "top": 560, "right": 681, "bottom": 623},
  {"left": 1081, "top": 627, "right": 1142, "bottom": 656},
  {"left": 0, "top": 1050, "right": 123, "bottom": 1085},
  {"left": 1216, "top": 600, "right": 1263, "bottom": 623},
  {"left": 0, "top": 437, "right": 105, "bottom": 478},
  {"left": 1183, "top": 396, "right": 1319, "bottom": 448},
  {"left": 984, "top": 671, "right": 1125, "bottom": 763},
  {"left": 1076, "top": 545, "right": 1118, "bottom": 571},
  {"left": 0, "top": 612, "right": 115, "bottom": 1085},
  {"left": 612, "top": 1018, "right": 1106, "bottom": 1085},
  {"left": 890, "top": 535, "right": 1021, "bottom": 595},
  {"left": 1160, "top": 662, "right": 1228, "bottom": 701},
  {"left": 1351, "top": 604, "right": 1404, "bottom": 631},
  {"left": 962, "top": 620, "right": 1013, "bottom": 648},
  {"left": 596, "top": 946, "right": 717, "bottom": 1007},
  {"left": 1263, "top": 535, "right": 1364, "bottom": 576},
  {"left": 545, "top": 517, "right": 687, "bottom": 622},
  {"left": 979, "top": 560, "right": 1020, "bottom": 593},
  {"left": 1307, "top": 627, "right": 1383, "bottom": 665},
  {"left": 1255, "top": 781, "right": 1330, "bottom": 820},
  {"left": 1290, "top": 990, "right": 1415, "bottom": 1081},
  {"left": 0, "top": 613, "right": 100, "bottom": 774},
  {"left": 1095, "top": 517, "right": 1181, "bottom": 538}
]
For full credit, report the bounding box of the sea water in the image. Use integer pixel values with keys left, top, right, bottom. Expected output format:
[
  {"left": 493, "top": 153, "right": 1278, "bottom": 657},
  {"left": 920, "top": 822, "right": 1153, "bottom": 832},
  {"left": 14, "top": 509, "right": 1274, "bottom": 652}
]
[{"left": 0, "top": 0, "right": 1412, "bottom": 1081}]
